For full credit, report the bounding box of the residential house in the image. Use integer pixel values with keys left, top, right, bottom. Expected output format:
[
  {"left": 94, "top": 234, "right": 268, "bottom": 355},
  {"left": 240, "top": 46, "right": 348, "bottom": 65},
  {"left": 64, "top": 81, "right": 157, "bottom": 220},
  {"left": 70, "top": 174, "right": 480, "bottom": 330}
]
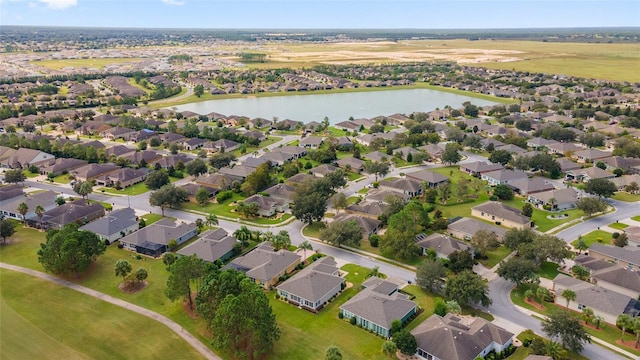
[
  {"left": 415, "top": 233, "right": 473, "bottom": 259},
  {"left": 178, "top": 228, "right": 237, "bottom": 264},
  {"left": 119, "top": 150, "right": 163, "bottom": 167},
  {"left": 419, "top": 143, "right": 445, "bottom": 161},
  {"left": 0, "top": 190, "right": 58, "bottom": 221},
  {"left": 95, "top": 168, "right": 148, "bottom": 188},
  {"left": 364, "top": 151, "right": 389, "bottom": 163},
  {"left": 575, "top": 255, "right": 640, "bottom": 299},
  {"left": 285, "top": 173, "right": 314, "bottom": 186},
  {"left": 601, "top": 156, "right": 640, "bottom": 174},
  {"left": 299, "top": 136, "right": 324, "bottom": 149},
  {"left": 460, "top": 161, "right": 504, "bottom": 177},
  {"left": 151, "top": 154, "right": 194, "bottom": 169},
  {"left": 218, "top": 164, "right": 256, "bottom": 179},
  {"left": 547, "top": 142, "right": 583, "bottom": 156},
  {"left": 558, "top": 158, "right": 582, "bottom": 173},
  {"left": 277, "top": 257, "right": 345, "bottom": 313},
  {"left": 243, "top": 194, "right": 289, "bottom": 217},
  {"left": 471, "top": 201, "right": 532, "bottom": 229},
  {"left": 204, "top": 139, "right": 240, "bottom": 153},
  {"left": 412, "top": 313, "right": 514, "bottom": 360},
  {"left": 447, "top": 217, "right": 507, "bottom": 241},
  {"left": 182, "top": 138, "right": 207, "bottom": 151},
  {"left": 610, "top": 174, "right": 640, "bottom": 191},
  {"left": 336, "top": 157, "right": 365, "bottom": 173},
  {"left": 120, "top": 218, "right": 198, "bottom": 257},
  {"left": 225, "top": 242, "right": 301, "bottom": 289},
  {"left": 573, "top": 149, "right": 612, "bottom": 164},
  {"left": 339, "top": 277, "right": 417, "bottom": 338},
  {"left": 333, "top": 213, "right": 381, "bottom": 238},
  {"left": 38, "top": 158, "right": 88, "bottom": 176},
  {"left": 379, "top": 177, "right": 423, "bottom": 197},
  {"left": 78, "top": 207, "right": 138, "bottom": 244},
  {"left": 481, "top": 169, "right": 528, "bottom": 186},
  {"left": 310, "top": 164, "right": 339, "bottom": 178},
  {"left": 495, "top": 144, "right": 527, "bottom": 155},
  {"left": 37, "top": 199, "right": 105, "bottom": 230},
  {"left": 406, "top": 170, "right": 449, "bottom": 188},
  {"left": 566, "top": 167, "right": 615, "bottom": 182},
  {"left": 552, "top": 274, "right": 640, "bottom": 324},
  {"left": 508, "top": 177, "right": 556, "bottom": 196},
  {"left": 346, "top": 200, "right": 388, "bottom": 219},
  {"left": 366, "top": 188, "right": 410, "bottom": 204},
  {"left": 527, "top": 137, "right": 559, "bottom": 149},
  {"left": 393, "top": 146, "right": 421, "bottom": 161},
  {"left": 588, "top": 243, "right": 640, "bottom": 270},
  {"left": 0, "top": 147, "right": 55, "bottom": 169},
  {"left": 103, "top": 127, "right": 136, "bottom": 141},
  {"left": 71, "top": 163, "right": 121, "bottom": 182},
  {"left": 528, "top": 188, "right": 579, "bottom": 211},
  {"left": 263, "top": 184, "right": 295, "bottom": 207}
]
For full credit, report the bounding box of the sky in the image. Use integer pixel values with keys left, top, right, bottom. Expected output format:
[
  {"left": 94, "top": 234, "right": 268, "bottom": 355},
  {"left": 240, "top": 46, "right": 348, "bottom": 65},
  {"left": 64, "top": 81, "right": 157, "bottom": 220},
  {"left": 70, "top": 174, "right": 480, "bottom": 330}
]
[{"left": 1, "top": 0, "right": 638, "bottom": 29}]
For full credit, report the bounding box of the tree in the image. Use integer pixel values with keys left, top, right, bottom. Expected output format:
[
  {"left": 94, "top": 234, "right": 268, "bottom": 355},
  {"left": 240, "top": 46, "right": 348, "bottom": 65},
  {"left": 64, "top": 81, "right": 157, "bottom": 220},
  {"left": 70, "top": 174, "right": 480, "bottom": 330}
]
[
  {"left": 34, "top": 205, "right": 44, "bottom": 228},
  {"left": 561, "top": 289, "right": 576, "bottom": 308},
  {"left": 542, "top": 310, "right": 590, "bottom": 353},
  {"left": 17, "top": 202, "right": 28, "bottom": 224},
  {"left": 580, "top": 132, "right": 605, "bottom": 148},
  {"left": 331, "top": 192, "right": 348, "bottom": 213},
  {"left": 185, "top": 158, "right": 208, "bottom": 177},
  {"left": 195, "top": 187, "right": 210, "bottom": 207},
  {"left": 37, "top": 224, "right": 106, "bottom": 276},
  {"left": 441, "top": 143, "right": 461, "bottom": 165},
  {"left": 617, "top": 314, "right": 634, "bottom": 340},
  {"left": 626, "top": 181, "right": 640, "bottom": 194},
  {"left": 205, "top": 275, "right": 280, "bottom": 360},
  {"left": 522, "top": 203, "right": 533, "bottom": 218},
  {"left": 381, "top": 340, "right": 397, "bottom": 357},
  {"left": 365, "top": 161, "right": 390, "bottom": 181},
  {"left": 416, "top": 258, "right": 446, "bottom": 293},
  {"left": 537, "top": 287, "right": 551, "bottom": 303},
  {"left": 545, "top": 341, "right": 566, "bottom": 360},
  {"left": 165, "top": 254, "right": 207, "bottom": 310},
  {"left": 392, "top": 330, "right": 417, "bottom": 356},
  {"left": 241, "top": 162, "right": 272, "bottom": 195},
  {"left": 613, "top": 232, "right": 628, "bottom": 247},
  {"left": 149, "top": 184, "right": 188, "bottom": 216},
  {"left": 471, "top": 229, "right": 500, "bottom": 258},
  {"left": 497, "top": 257, "right": 540, "bottom": 287},
  {"left": 72, "top": 180, "right": 93, "bottom": 202},
  {"left": 299, "top": 240, "right": 313, "bottom": 258},
  {"left": 584, "top": 178, "right": 617, "bottom": 198},
  {"left": 0, "top": 218, "right": 16, "bottom": 243},
  {"left": 205, "top": 213, "right": 218, "bottom": 227},
  {"left": 446, "top": 300, "right": 461, "bottom": 314},
  {"left": 194, "top": 84, "right": 204, "bottom": 97},
  {"left": 325, "top": 345, "right": 342, "bottom": 360},
  {"left": 380, "top": 201, "right": 426, "bottom": 260},
  {"left": 235, "top": 201, "right": 260, "bottom": 218},
  {"left": 493, "top": 184, "right": 514, "bottom": 200},
  {"left": 572, "top": 265, "right": 590, "bottom": 281},
  {"left": 115, "top": 259, "right": 132, "bottom": 282},
  {"left": 145, "top": 170, "right": 170, "bottom": 190},
  {"left": 633, "top": 317, "right": 640, "bottom": 348},
  {"left": 433, "top": 297, "right": 447, "bottom": 316},
  {"left": 292, "top": 179, "right": 329, "bottom": 224},
  {"left": 444, "top": 270, "right": 492, "bottom": 307},
  {"left": 504, "top": 228, "right": 536, "bottom": 251},
  {"left": 320, "top": 220, "right": 362, "bottom": 247},
  {"left": 518, "top": 234, "right": 571, "bottom": 265},
  {"left": 581, "top": 307, "right": 594, "bottom": 324},
  {"left": 272, "top": 230, "right": 291, "bottom": 250},
  {"left": 447, "top": 250, "right": 474, "bottom": 273},
  {"left": 455, "top": 181, "right": 469, "bottom": 202},
  {"left": 593, "top": 315, "right": 605, "bottom": 330},
  {"left": 135, "top": 268, "right": 148, "bottom": 283},
  {"left": 4, "top": 169, "right": 25, "bottom": 184},
  {"left": 233, "top": 226, "right": 252, "bottom": 247},
  {"left": 437, "top": 182, "right": 451, "bottom": 204},
  {"left": 576, "top": 197, "right": 607, "bottom": 217},
  {"left": 488, "top": 149, "right": 512, "bottom": 165}
]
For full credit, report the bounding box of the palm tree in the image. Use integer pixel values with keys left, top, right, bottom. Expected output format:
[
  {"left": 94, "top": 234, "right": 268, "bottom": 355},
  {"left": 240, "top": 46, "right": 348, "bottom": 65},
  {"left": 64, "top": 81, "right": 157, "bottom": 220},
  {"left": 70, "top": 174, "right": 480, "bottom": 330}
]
[
  {"left": 445, "top": 300, "right": 461, "bottom": 315},
  {"left": 367, "top": 266, "right": 383, "bottom": 278},
  {"left": 593, "top": 315, "right": 605, "bottom": 330},
  {"left": 299, "top": 240, "right": 313, "bottom": 259},
  {"left": 273, "top": 230, "right": 291, "bottom": 251},
  {"left": 73, "top": 180, "right": 93, "bottom": 203},
  {"left": 576, "top": 237, "right": 588, "bottom": 254},
  {"left": 581, "top": 307, "right": 594, "bottom": 324},
  {"left": 633, "top": 317, "right": 640, "bottom": 348},
  {"left": 524, "top": 289, "right": 534, "bottom": 301},
  {"left": 548, "top": 197, "right": 557, "bottom": 211},
  {"left": 205, "top": 213, "right": 218, "bottom": 227},
  {"left": 17, "top": 202, "right": 28, "bottom": 225},
  {"left": 561, "top": 289, "right": 576, "bottom": 308},
  {"left": 34, "top": 205, "right": 45, "bottom": 229},
  {"left": 232, "top": 226, "right": 252, "bottom": 247},
  {"left": 545, "top": 341, "right": 565, "bottom": 360},
  {"left": 617, "top": 314, "right": 634, "bottom": 341},
  {"left": 536, "top": 286, "right": 550, "bottom": 304},
  {"left": 263, "top": 231, "right": 275, "bottom": 247},
  {"left": 252, "top": 229, "right": 262, "bottom": 242}
]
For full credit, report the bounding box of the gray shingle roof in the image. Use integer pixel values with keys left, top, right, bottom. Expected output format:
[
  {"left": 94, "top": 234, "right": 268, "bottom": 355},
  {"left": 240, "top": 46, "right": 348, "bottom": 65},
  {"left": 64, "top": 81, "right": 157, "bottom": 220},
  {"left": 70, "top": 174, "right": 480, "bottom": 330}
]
[
  {"left": 472, "top": 201, "right": 531, "bottom": 226},
  {"left": 118, "top": 218, "right": 197, "bottom": 247},
  {"left": 276, "top": 257, "right": 343, "bottom": 304},
  {"left": 177, "top": 229, "right": 236, "bottom": 263},
  {"left": 226, "top": 242, "right": 300, "bottom": 283},
  {"left": 411, "top": 314, "right": 514, "bottom": 360},
  {"left": 416, "top": 233, "right": 473, "bottom": 257},
  {"left": 79, "top": 208, "right": 137, "bottom": 238},
  {"left": 589, "top": 244, "right": 640, "bottom": 267},
  {"left": 447, "top": 217, "right": 507, "bottom": 239},
  {"left": 553, "top": 274, "right": 638, "bottom": 317}
]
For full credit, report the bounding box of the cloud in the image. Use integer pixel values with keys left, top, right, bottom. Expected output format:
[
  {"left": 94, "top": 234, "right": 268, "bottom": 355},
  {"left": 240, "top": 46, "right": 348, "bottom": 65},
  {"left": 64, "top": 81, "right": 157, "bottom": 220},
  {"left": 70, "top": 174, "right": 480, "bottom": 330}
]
[
  {"left": 39, "top": 0, "right": 77, "bottom": 9},
  {"left": 161, "top": 0, "right": 185, "bottom": 5}
]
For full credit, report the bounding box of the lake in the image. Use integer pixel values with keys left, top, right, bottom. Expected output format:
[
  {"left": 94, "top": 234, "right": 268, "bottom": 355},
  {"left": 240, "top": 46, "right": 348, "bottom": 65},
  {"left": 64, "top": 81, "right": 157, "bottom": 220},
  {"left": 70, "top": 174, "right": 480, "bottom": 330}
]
[{"left": 171, "top": 89, "right": 499, "bottom": 124}]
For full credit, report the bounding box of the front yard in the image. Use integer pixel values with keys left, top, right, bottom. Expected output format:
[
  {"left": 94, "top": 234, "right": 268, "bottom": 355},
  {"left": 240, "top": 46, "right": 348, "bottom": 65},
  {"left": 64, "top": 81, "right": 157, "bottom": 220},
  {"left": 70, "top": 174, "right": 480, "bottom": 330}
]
[
  {"left": 570, "top": 229, "right": 613, "bottom": 248},
  {"left": 611, "top": 192, "right": 640, "bottom": 202}
]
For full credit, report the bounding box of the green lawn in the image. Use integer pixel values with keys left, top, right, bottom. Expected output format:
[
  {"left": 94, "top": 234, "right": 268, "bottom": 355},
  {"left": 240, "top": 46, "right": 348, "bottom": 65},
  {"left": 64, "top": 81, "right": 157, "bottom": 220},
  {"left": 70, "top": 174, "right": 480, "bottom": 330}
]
[
  {"left": 513, "top": 330, "right": 589, "bottom": 360},
  {"left": 633, "top": 216, "right": 640, "bottom": 222},
  {"left": 609, "top": 222, "right": 629, "bottom": 230},
  {"left": 302, "top": 222, "right": 326, "bottom": 238},
  {"left": 611, "top": 192, "right": 640, "bottom": 202},
  {"left": 512, "top": 285, "right": 640, "bottom": 357},
  {"left": 141, "top": 213, "right": 164, "bottom": 225},
  {"left": 99, "top": 182, "right": 149, "bottom": 196},
  {"left": 538, "top": 261, "right": 560, "bottom": 280},
  {"left": 570, "top": 230, "right": 613, "bottom": 248},
  {"left": 0, "top": 269, "right": 206, "bottom": 360},
  {"left": 503, "top": 198, "right": 583, "bottom": 233},
  {"left": 180, "top": 194, "right": 292, "bottom": 225},
  {"left": 357, "top": 188, "right": 370, "bottom": 194},
  {"left": 51, "top": 173, "right": 74, "bottom": 184},
  {"left": 478, "top": 246, "right": 512, "bottom": 269}
]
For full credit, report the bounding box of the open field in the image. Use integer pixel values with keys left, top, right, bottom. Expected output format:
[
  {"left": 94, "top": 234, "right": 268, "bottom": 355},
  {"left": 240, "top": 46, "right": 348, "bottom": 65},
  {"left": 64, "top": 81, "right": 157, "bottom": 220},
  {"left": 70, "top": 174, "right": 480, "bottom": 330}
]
[
  {"left": 31, "top": 57, "right": 145, "bottom": 71},
  {"left": 0, "top": 269, "right": 205, "bottom": 360},
  {"left": 219, "top": 39, "right": 640, "bottom": 82}
]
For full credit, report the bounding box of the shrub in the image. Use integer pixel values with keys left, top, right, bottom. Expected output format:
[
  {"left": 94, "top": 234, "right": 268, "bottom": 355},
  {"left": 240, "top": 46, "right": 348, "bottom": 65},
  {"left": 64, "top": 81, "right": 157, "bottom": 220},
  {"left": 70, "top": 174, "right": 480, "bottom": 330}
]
[
  {"left": 135, "top": 255, "right": 142, "bottom": 260},
  {"left": 350, "top": 316, "right": 357, "bottom": 325},
  {"left": 369, "top": 234, "right": 380, "bottom": 247},
  {"left": 216, "top": 190, "right": 233, "bottom": 203},
  {"left": 489, "top": 195, "right": 498, "bottom": 201},
  {"left": 103, "top": 239, "right": 110, "bottom": 246},
  {"left": 612, "top": 232, "right": 620, "bottom": 239},
  {"left": 338, "top": 312, "right": 344, "bottom": 319},
  {"left": 275, "top": 293, "right": 280, "bottom": 300}
]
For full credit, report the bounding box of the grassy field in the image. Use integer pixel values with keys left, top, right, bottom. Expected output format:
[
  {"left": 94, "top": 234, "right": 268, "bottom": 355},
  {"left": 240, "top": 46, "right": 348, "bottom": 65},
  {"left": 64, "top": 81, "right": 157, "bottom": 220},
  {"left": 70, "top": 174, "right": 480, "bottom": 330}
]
[
  {"left": 478, "top": 246, "right": 512, "bottom": 269},
  {"left": 538, "top": 261, "right": 560, "bottom": 280},
  {"left": 633, "top": 216, "right": 640, "bottom": 222},
  {"left": 611, "top": 192, "right": 640, "bottom": 202},
  {"left": 0, "top": 269, "right": 206, "bottom": 360},
  {"left": 609, "top": 222, "right": 629, "bottom": 230},
  {"left": 31, "top": 58, "right": 145, "bottom": 71},
  {"left": 570, "top": 230, "right": 613, "bottom": 248}
]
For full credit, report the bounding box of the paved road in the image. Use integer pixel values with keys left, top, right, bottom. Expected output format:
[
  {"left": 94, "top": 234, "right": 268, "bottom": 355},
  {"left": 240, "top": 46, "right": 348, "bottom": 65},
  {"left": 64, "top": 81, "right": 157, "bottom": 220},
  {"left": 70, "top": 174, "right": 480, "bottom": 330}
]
[{"left": 0, "top": 262, "right": 220, "bottom": 360}]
